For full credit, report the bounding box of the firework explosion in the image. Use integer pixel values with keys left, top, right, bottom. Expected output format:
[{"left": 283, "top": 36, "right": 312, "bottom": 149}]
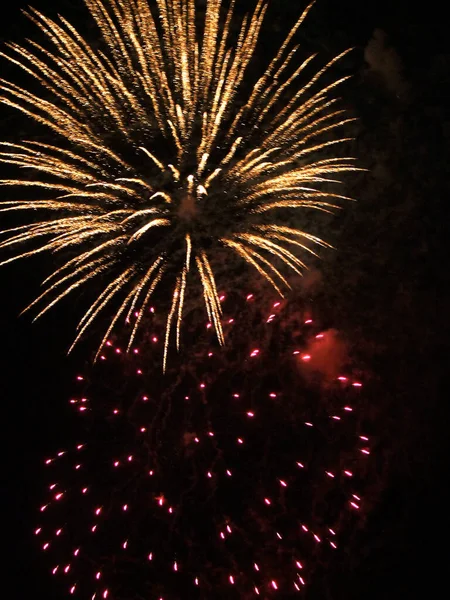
[
  {"left": 37, "top": 293, "right": 374, "bottom": 600},
  {"left": 0, "top": 0, "right": 357, "bottom": 368}
]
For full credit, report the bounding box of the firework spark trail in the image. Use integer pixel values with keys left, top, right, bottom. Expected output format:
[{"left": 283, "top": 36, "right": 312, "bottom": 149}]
[{"left": 0, "top": 0, "right": 358, "bottom": 368}]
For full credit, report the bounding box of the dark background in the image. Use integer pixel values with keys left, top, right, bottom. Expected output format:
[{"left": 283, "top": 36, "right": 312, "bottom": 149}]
[{"left": 0, "top": 0, "right": 447, "bottom": 598}]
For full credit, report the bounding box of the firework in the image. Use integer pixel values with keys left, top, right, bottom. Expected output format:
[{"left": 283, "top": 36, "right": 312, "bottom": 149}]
[
  {"left": 0, "top": 0, "right": 357, "bottom": 368},
  {"left": 37, "top": 293, "right": 374, "bottom": 599}
]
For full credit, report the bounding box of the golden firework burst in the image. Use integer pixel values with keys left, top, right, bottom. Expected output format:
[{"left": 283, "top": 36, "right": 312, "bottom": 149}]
[{"left": 0, "top": 0, "right": 358, "bottom": 369}]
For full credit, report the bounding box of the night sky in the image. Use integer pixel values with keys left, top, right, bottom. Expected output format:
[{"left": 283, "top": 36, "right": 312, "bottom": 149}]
[{"left": 0, "top": 0, "right": 447, "bottom": 598}]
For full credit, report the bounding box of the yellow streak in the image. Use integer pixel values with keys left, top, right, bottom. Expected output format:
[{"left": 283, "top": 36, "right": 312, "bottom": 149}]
[{"left": 0, "top": 0, "right": 358, "bottom": 367}]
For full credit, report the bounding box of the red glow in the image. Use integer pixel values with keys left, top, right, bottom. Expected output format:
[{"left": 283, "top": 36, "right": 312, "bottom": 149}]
[{"left": 34, "top": 292, "right": 374, "bottom": 595}]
